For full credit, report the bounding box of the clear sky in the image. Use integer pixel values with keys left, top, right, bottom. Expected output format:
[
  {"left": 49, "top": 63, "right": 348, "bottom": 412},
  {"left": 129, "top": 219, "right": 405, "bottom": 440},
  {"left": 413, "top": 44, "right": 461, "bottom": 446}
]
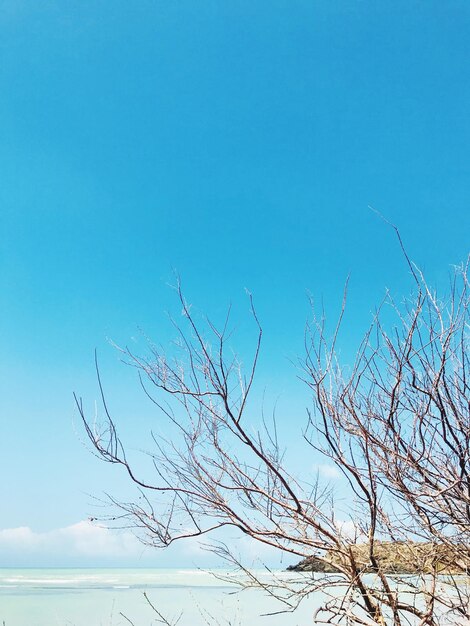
[{"left": 1, "top": 0, "right": 469, "bottom": 567}]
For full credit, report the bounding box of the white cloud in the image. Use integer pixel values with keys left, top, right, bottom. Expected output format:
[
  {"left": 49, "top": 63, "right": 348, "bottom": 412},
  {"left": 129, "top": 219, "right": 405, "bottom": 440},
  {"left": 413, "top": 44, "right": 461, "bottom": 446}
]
[
  {"left": 334, "top": 519, "right": 367, "bottom": 542},
  {"left": 0, "top": 526, "right": 37, "bottom": 546},
  {"left": 0, "top": 520, "right": 148, "bottom": 565},
  {"left": 0, "top": 521, "right": 249, "bottom": 568},
  {"left": 315, "top": 463, "right": 342, "bottom": 479},
  {"left": 59, "top": 520, "right": 142, "bottom": 556},
  {"left": 0, "top": 521, "right": 300, "bottom": 568}
]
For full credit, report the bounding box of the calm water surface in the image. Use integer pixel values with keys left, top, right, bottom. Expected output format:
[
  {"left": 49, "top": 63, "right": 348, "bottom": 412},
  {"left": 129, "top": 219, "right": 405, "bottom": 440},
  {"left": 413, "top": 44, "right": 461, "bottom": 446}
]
[{"left": 0, "top": 568, "right": 320, "bottom": 626}]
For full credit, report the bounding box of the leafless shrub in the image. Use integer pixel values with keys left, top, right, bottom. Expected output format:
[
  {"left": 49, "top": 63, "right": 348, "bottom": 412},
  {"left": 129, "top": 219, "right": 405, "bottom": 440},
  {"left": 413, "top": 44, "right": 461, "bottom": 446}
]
[{"left": 76, "top": 258, "right": 470, "bottom": 625}]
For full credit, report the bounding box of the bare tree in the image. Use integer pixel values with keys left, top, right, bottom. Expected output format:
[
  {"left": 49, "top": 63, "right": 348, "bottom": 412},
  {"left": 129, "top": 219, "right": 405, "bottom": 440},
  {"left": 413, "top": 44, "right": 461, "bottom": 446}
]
[
  {"left": 76, "top": 258, "right": 470, "bottom": 625},
  {"left": 300, "top": 257, "right": 470, "bottom": 625}
]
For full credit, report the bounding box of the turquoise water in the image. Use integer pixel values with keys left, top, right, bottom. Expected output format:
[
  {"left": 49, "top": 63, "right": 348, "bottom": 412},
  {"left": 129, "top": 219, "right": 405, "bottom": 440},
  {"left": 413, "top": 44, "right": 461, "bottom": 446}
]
[{"left": 0, "top": 568, "right": 318, "bottom": 626}]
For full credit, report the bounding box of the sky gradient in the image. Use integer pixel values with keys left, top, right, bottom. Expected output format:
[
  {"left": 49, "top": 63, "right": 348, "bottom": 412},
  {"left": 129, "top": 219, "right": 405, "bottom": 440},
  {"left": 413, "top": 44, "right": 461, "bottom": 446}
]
[{"left": 1, "top": 0, "right": 469, "bottom": 566}]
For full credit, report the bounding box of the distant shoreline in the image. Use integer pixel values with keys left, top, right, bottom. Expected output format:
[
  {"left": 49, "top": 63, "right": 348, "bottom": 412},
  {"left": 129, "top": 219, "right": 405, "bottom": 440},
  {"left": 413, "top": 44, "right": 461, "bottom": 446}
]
[{"left": 287, "top": 542, "right": 470, "bottom": 575}]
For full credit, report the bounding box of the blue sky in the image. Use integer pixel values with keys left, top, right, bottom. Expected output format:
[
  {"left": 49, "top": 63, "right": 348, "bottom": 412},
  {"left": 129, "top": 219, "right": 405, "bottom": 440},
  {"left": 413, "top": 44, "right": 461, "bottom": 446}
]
[{"left": 1, "top": 0, "right": 469, "bottom": 566}]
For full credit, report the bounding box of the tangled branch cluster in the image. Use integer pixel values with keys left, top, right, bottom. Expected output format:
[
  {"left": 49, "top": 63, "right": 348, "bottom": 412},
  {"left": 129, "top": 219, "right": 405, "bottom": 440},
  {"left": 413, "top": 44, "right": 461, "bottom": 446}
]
[{"left": 76, "top": 260, "right": 470, "bottom": 625}]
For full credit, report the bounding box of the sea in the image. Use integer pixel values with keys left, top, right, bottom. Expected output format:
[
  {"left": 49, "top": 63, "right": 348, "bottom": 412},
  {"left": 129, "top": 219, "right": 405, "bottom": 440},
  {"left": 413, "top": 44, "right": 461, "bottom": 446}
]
[{"left": 0, "top": 568, "right": 321, "bottom": 626}]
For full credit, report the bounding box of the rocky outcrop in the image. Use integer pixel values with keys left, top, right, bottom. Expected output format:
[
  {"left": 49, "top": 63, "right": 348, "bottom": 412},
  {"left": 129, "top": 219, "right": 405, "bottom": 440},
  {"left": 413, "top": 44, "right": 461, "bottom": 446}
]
[
  {"left": 287, "top": 542, "right": 470, "bottom": 575},
  {"left": 287, "top": 557, "right": 339, "bottom": 573}
]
